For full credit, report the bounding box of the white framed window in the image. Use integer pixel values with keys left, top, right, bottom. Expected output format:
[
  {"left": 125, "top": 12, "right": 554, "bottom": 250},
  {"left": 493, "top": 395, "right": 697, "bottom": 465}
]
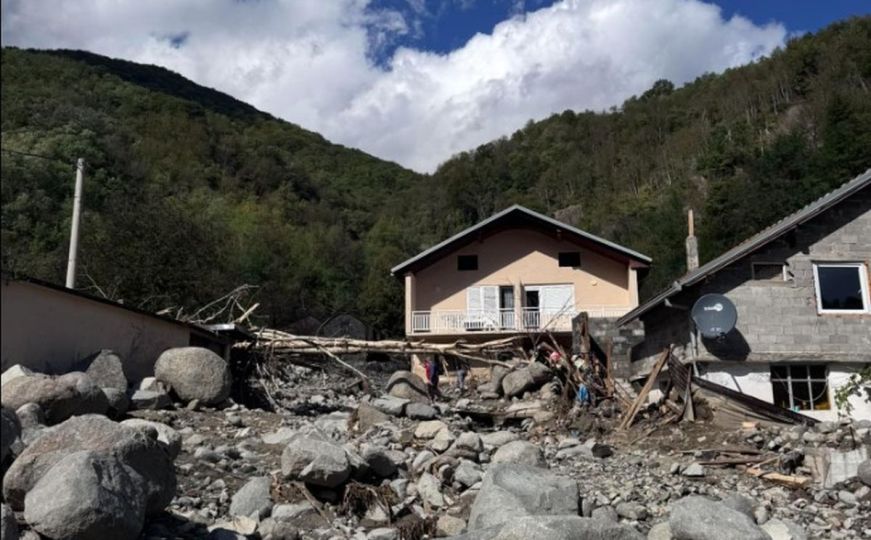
[
  {"left": 751, "top": 262, "right": 786, "bottom": 281},
  {"left": 812, "top": 262, "right": 870, "bottom": 314},
  {"left": 770, "top": 365, "right": 830, "bottom": 412}
]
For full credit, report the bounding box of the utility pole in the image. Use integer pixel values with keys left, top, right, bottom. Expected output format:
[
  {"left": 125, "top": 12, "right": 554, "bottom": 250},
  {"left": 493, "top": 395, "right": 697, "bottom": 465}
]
[{"left": 65, "top": 158, "right": 85, "bottom": 288}]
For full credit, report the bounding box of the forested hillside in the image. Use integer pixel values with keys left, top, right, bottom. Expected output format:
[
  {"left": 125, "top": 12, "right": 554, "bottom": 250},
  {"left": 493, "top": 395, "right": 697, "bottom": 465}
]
[{"left": 2, "top": 17, "right": 869, "bottom": 335}]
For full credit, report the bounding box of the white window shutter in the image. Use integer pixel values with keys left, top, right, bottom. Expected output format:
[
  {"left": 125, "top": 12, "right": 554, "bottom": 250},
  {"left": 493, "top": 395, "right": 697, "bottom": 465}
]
[
  {"left": 467, "top": 286, "right": 482, "bottom": 314},
  {"left": 482, "top": 286, "right": 499, "bottom": 323}
]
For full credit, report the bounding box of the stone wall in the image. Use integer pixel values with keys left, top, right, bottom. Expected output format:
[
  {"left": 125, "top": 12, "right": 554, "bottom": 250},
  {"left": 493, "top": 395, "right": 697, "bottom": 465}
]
[{"left": 574, "top": 314, "right": 644, "bottom": 379}]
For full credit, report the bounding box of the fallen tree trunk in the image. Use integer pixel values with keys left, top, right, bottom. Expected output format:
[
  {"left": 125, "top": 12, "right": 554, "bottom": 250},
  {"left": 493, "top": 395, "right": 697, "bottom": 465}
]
[{"left": 240, "top": 329, "right": 523, "bottom": 368}]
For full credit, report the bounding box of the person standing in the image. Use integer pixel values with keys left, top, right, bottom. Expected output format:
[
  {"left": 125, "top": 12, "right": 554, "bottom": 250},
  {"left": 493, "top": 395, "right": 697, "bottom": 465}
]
[
  {"left": 456, "top": 360, "right": 468, "bottom": 393},
  {"left": 424, "top": 356, "right": 442, "bottom": 402}
]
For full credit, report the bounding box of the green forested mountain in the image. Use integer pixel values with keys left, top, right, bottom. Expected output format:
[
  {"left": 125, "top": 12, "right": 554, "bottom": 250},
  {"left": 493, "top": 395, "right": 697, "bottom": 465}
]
[{"left": 2, "top": 17, "right": 870, "bottom": 335}]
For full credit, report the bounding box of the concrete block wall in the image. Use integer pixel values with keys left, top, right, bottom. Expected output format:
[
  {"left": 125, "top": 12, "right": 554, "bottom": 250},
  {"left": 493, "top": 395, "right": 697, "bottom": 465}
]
[
  {"left": 634, "top": 185, "right": 871, "bottom": 369},
  {"left": 574, "top": 315, "right": 644, "bottom": 378}
]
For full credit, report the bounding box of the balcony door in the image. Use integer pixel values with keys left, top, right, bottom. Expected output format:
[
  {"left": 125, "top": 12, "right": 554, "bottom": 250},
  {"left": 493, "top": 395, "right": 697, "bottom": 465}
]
[{"left": 523, "top": 285, "right": 574, "bottom": 329}]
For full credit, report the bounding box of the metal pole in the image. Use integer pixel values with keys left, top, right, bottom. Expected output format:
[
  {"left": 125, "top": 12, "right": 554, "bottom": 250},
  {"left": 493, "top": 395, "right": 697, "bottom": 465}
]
[{"left": 65, "top": 158, "right": 84, "bottom": 288}]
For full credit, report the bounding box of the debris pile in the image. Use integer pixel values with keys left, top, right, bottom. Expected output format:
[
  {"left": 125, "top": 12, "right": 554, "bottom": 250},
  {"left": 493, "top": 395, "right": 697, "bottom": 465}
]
[{"left": 0, "top": 341, "right": 869, "bottom": 540}]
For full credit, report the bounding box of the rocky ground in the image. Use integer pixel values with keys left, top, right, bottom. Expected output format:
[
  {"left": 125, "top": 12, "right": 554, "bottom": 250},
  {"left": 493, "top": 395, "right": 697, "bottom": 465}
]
[{"left": 1, "top": 348, "right": 869, "bottom": 540}]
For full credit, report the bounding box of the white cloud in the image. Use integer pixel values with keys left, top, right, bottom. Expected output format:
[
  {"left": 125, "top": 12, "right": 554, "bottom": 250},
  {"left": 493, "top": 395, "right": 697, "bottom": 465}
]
[{"left": 1, "top": 0, "right": 785, "bottom": 172}]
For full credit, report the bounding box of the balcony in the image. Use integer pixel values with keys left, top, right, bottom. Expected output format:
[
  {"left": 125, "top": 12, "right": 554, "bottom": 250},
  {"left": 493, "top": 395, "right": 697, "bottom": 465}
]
[{"left": 410, "top": 306, "right": 632, "bottom": 335}]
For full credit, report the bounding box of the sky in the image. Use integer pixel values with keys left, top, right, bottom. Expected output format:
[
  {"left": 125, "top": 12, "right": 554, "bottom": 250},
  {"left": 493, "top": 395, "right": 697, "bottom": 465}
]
[{"left": 1, "top": 0, "right": 867, "bottom": 173}]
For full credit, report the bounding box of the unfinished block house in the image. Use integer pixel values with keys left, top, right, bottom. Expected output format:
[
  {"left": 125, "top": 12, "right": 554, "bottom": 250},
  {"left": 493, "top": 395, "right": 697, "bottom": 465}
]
[
  {"left": 618, "top": 170, "right": 871, "bottom": 421},
  {"left": 391, "top": 205, "right": 651, "bottom": 348}
]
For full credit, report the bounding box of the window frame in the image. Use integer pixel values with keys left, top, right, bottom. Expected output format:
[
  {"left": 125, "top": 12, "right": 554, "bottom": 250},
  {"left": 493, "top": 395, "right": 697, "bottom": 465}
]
[
  {"left": 812, "top": 262, "right": 871, "bottom": 315},
  {"left": 457, "top": 254, "right": 478, "bottom": 271},
  {"left": 558, "top": 251, "right": 581, "bottom": 268},
  {"left": 751, "top": 261, "right": 787, "bottom": 282},
  {"left": 770, "top": 364, "right": 830, "bottom": 412}
]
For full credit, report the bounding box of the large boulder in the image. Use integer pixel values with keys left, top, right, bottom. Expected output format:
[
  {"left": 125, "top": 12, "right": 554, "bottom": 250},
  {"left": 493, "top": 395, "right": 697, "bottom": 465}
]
[
  {"left": 669, "top": 496, "right": 769, "bottom": 540},
  {"left": 154, "top": 347, "right": 231, "bottom": 406},
  {"left": 501, "top": 363, "right": 551, "bottom": 398},
  {"left": 386, "top": 371, "right": 428, "bottom": 403},
  {"left": 121, "top": 419, "right": 182, "bottom": 460},
  {"left": 3, "top": 415, "right": 176, "bottom": 514},
  {"left": 23, "top": 451, "right": 147, "bottom": 540},
  {"left": 280, "top": 436, "right": 351, "bottom": 488},
  {"left": 1, "top": 407, "right": 21, "bottom": 465},
  {"left": 0, "top": 372, "right": 108, "bottom": 425},
  {"left": 468, "top": 463, "right": 578, "bottom": 530},
  {"left": 453, "top": 515, "right": 643, "bottom": 540},
  {"left": 1, "top": 365, "right": 34, "bottom": 389},
  {"left": 478, "top": 366, "right": 510, "bottom": 396},
  {"left": 491, "top": 440, "right": 545, "bottom": 467},
  {"left": 78, "top": 350, "right": 128, "bottom": 391},
  {"left": 858, "top": 460, "right": 871, "bottom": 487}
]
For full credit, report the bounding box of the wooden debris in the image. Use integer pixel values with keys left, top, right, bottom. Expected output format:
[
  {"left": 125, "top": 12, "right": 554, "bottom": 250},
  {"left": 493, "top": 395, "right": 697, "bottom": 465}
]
[
  {"left": 619, "top": 347, "right": 670, "bottom": 430},
  {"left": 746, "top": 471, "right": 811, "bottom": 488}
]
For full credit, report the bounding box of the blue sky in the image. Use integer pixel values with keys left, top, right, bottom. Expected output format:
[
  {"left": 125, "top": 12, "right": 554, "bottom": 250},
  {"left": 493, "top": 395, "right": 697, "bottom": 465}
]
[
  {"left": 367, "top": 0, "right": 869, "bottom": 64},
  {"left": 2, "top": 0, "right": 867, "bottom": 171}
]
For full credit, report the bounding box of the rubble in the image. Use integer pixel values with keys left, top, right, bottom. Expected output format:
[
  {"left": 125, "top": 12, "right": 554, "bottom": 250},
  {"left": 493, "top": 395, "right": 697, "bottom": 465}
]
[{"left": 0, "top": 345, "right": 868, "bottom": 540}]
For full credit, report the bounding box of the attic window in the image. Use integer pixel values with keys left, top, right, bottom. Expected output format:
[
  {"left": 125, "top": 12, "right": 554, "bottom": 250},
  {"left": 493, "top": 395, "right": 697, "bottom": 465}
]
[
  {"left": 457, "top": 255, "right": 478, "bottom": 271},
  {"left": 751, "top": 262, "right": 786, "bottom": 281},
  {"left": 813, "top": 262, "right": 870, "bottom": 313},
  {"left": 558, "top": 252, "right": 581, "bottom": 267}
]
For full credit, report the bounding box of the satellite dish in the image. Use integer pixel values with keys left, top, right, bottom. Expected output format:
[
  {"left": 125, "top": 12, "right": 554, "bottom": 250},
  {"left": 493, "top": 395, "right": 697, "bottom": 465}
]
[{"left": 691, "top": 294, "right": 737, "bottom": 340}]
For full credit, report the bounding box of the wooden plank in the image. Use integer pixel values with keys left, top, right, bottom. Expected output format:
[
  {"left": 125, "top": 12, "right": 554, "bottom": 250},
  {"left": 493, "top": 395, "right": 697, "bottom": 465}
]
[
  {"left": 755, "top": 472, "right": 811, "bottom": 488},
  {"left": 619, "top": 347, "right": 670, "bottom": 430}
]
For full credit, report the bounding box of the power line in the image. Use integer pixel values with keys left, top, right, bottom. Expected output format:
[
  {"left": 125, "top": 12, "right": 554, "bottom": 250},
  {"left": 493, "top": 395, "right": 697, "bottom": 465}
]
[{"left": 0, "top": 147, "right": 75, "bottom": 166}]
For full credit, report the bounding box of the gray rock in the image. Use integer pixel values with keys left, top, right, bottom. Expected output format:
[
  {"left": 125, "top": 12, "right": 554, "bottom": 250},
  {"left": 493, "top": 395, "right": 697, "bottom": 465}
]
[
  {"left": 280, "top": 436, "right": 350, "bottom": 488},
  {"left": 455, "top": 459, "right": 483, "bottom": 487},
  {"left": 437, "top": 515, "right": 466, "bottom": 536},
  {"left": 412, "top": 450, "right": 435, "bottom": 472},
  {"left": 371, "top": 396, "right": 409, "bottom": 416},
  {"left": 405, "top": 402, "right": 437, "bottom": 420},
  {"left": 718, "top": 494, "right": 756, "bottom": 519},
  {"left": 415, "top": 420, "right": 448, "bottom": 439},
  {"left": 103, "top": 387, "right": 130, "bottom": 418},
  {"left": 154, "top": 347, "right": 231, "bottom": 405},
  {"left": 669, "top": 496, "right": 769, "bottom": 540},
  {"left": 592, "top": 505, "right": 619, "bottom": 522},
  {"left": 362, "top": 445, "right": 399, "bottom": 478},
  {"left": 229, "top": 476, "right": 273, "bottom": 519},
  {"left": 272, "top": 502, "right": 316, "bottom": 521},
  {"left": 502, "top": 362, "right": 551, "bottom": 398},
  {"left": 760, "top": 518, "right": 807, "bottom": 540},
  {"left": 455, "top": 432, "right": 483, "bottom": 452},
  {"left": 14, "top": 403, "right": 43, "bottom": 431},
  {"left": 23, "top": 451, "right": 147, "bottom": 540},
  {"left": 128, "top": 389, "right": 172, "bottom": 410},
  {"left": 647, "top": 522, "right": 673, "bottom": 540},
  {"left": 468, "top": 463, "right": 578, "bottom": 530},
  {"left": 452, "top": 515, "right": 643, "bottom": 540},
  {"left": 262, "top": 427, "right": 296, "bottom": 446},
  {"left": 357, "top": 403, "right": 391, "bottom": 431},
  {"left": 858, "top": 459, "right": 871, "bottom": 487},
  {"left": 79, "top": 349, "right": 128, "bottom": 391},
  {"left": 417, "top": 472, "right": 445, "bottom": 508},
  {"left": 681, "top": 463, "right": 705, "bottom": 477},
  {"left": 477, "top": 366, "right": 509, "bottom": 396},
  {"left": 2, "top": 415, "right": 176, "bottom": 514},
  {"left": 1, "top": 365, "right": 34, "bottom": 389},
  {"left": 0, "top": 372, "right": 108, "bottom": 425},
  {"left": 616, "top": 502, "right": 648, "bottom": 520},
  {"left": 386, "top": 371, "right": 428, "bottom": 403},
  {"left": 480, "top": 431, "right": 519, "bottom": 449},
  {"left": 120, "top": 419, "right": 182, "bottom": 460},
  {"left": 368, "top": 528, "right": 398, "bottom": 540},
  {"left": 1, "top": 407, "right": 21, "bottom": 464},
  {"left": 1, "top": 503, "right": 18, "bottom": 540},
  {"left": 429, "top": 429, "right": 455, "bottom": 453},
  {"left": 490, "top": 440, "right": 545, "bottom": 467}
]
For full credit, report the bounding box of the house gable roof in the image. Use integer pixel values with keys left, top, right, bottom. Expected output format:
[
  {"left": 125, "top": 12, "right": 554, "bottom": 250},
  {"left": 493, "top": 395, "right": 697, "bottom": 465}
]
[
  {"left": 390, "top": 204, "right": 651, "bottom": 276},
  {"left": 616, "top": 168, "right": 871, "bottom": 326}
]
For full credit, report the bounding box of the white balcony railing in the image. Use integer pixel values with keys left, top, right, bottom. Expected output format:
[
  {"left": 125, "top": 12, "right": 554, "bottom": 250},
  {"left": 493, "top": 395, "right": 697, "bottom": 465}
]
[{"left": 410, "top": 305, "right": 632, "bottom": 334}]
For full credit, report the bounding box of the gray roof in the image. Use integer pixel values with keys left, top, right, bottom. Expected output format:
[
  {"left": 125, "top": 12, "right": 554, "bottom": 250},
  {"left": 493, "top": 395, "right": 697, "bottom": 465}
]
[
  {"left": 617, "top": 168, "right": 871, "bottom": 326},
  {"left": 390, "top": 204, "right": 651, "bottom": 275}
]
